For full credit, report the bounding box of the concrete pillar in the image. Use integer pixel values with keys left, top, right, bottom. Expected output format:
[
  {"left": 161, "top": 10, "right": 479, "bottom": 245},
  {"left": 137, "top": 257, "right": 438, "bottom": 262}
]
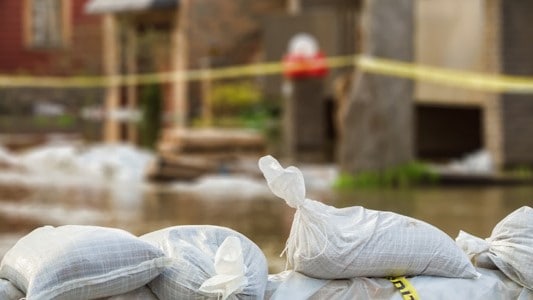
[{"left": 340, "top": 0, "right": 414, "bottom": 173}]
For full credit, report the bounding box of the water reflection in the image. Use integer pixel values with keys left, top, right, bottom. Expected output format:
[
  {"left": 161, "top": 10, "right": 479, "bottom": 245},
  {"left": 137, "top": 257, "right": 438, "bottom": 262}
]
[{"left": 0, "top": 174, "right": 532, "bottom": 273}]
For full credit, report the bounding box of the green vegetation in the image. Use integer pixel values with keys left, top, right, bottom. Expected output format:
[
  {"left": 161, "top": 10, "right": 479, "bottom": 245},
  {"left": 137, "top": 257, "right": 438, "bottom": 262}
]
[
  {"left": 334, "top": 162, "right": 439, "bottom": 189},
  {"left": 139, "top": 84, "right": 162, "bottom": 150},
  {"left": 0, "top": 114, "right": 77, "bottom": 131},
  {"left": 194, "top": 81, "right": 280, "bottom": 131},
  {"left": 56, "top": 115, "right": 75, "bottom": 127},
  {"left": 507, "top": 165, "right": 533, "bottom": 179},
  {"left": 211, "top": 81, "right": 262, "bottom": 116}
]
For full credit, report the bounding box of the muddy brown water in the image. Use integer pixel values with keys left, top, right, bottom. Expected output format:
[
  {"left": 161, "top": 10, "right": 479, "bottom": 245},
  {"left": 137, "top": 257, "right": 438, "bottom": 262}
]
[{"left": 0, "top": 176, "right": 532, "bottom": 273}]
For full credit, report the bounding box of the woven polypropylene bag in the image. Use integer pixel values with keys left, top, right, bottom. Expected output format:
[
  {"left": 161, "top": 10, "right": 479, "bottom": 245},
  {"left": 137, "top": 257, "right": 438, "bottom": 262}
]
[
  {"left": 266, "top": 268, "right": 530, "bottom": 300},
  {"left": 259, "top": 155, "right": 478, "bottom": 279},
  {"left": 0, "top": 278, "right": 24, "bottom": 300},
  {"left": 105, "top": 286, "right": 159, "bottom": 300},
  {"left": 141, "top": 225, "right": 268, "bottom": 300},
  {"left": 0, "top": 225, "right": 169, "bottom": 300},
  {"left": 456, "top": 206, "right": 533, "bottom": 290}
]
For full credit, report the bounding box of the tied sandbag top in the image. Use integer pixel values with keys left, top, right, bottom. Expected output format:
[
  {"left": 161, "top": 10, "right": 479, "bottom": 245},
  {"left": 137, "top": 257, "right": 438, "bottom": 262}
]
[
  {"left": 199, "top": 236, "right": 249, "bottom": 300},
  {"left": 258, "top": 155, "right": 307, "bottom": 208},
  {"left": 456, "top": 206, "right": 533, "bottom": 290}
]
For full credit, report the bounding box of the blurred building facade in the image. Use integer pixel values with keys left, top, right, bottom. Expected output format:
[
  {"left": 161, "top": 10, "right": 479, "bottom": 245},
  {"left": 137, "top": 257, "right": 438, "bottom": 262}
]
[
  {"left": 415, "top": 0, "right": 533, "bottom": 168},
  {"left": 1, "top": 0, "right": 532, "bottom": 169},
  {"left": 86, "top": 0, "right": 290, "bottom": 145},
  {"left": 0, "top": 0, "right": 104, "bottom": 146}
]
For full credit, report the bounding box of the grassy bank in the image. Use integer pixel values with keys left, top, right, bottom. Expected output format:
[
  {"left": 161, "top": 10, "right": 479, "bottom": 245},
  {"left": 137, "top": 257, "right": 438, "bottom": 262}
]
[{"left": 334, "top": 162, "right": 439, "bottom": 189}]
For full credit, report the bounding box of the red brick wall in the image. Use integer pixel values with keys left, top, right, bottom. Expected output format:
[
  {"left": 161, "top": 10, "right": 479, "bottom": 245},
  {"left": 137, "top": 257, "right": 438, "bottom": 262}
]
[
  {"left": 0, "top": 0, "right": 103, "bottom": 76},
  {"left": 0, "top": 1, "right": 47, "bottom": 73}
]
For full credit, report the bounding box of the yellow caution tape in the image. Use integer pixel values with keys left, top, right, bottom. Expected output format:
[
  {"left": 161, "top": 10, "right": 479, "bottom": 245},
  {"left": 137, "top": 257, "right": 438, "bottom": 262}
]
[
  {"left": 2, "top": 54, "right": 533, "bottom": 93},
  {"left": 388, "top": 276, "right": 420, "bottom": 300},
  {"left": 0, "top": 56, "right": 352, "bottom": 88},
  {"left": 357, "top": 56, "right": 533, "bottom": 93}
]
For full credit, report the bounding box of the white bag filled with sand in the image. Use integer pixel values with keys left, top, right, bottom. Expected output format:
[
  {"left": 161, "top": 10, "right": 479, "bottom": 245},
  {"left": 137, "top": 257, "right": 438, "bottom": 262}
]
[
  {"left": 141, "top": 225, "right": 268, "bottom": 300},
  {"left": 259, "top": 155, "right": 478, "bottom": 279},
  {"left": 457, "top": 206, "right": 533, "bottom": 290},
  {"left": 0, "top": 225, "right": 168, "bottom": 300},
  {"left": 265, "top": 268, "right": 531, "bottom": 300},
  {"left": 105, "top": 286, "right": 159, "bottom": 300}
]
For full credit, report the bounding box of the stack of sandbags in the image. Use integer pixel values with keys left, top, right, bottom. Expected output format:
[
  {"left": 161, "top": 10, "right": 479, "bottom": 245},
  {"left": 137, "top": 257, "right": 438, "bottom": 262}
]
[
  {"left": 0, "top": 225, "right": 169, "bottom": 299},
  {"left": 456, "top": 206, "right": 533, "bottom": 291},
  {"left": 0, "top": 224, "right": 268, "bottom": 300},
  {"left": 141, "top": 225, "right": 269, "bottom": 300},
  {"left": 265, "top": 267, "right": 531, "bottom": 300},
  {"left": 258, "top": 155, "right": 478, "bottom": 279}
]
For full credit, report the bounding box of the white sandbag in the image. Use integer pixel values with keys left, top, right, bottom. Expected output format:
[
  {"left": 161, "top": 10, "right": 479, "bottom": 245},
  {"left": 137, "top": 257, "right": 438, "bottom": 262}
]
[
  {"left": 105, "top": 286, "right": 159, "bottom": 300},
  {"left": 141, "top": 225, "right": 268, "bottom": 300},
  {"left": 456, "top": 206, "right": 533, "bottom": 290},
  {"left": 265, "top": 271, "right": 331, "bottom": 300},
  {"left": 0, "top": 225, "right": 169, "bottom": 300},
  {"left": 0, "top": 278, "right": 24, "bottom": 300},
  {"left": 407, "top": 268, "right": 531, "bottom": 300},
  {"left": 266, "top": 268, "right": 528, "bottom": 300},
  {"left": 258, "top": 155, "right": 478, "bottom": 279}
]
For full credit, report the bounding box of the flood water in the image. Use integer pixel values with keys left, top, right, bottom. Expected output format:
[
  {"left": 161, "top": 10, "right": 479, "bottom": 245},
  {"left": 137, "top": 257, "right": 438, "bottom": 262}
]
[{"left": 0, "top": 171, "right": 532, "bottom": 273}]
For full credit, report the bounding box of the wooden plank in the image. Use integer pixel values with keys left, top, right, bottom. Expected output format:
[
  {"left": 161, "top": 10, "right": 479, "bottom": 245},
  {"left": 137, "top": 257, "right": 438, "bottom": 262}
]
[{"left": 163, "top": 129, "right": 265, "bottom": 150}]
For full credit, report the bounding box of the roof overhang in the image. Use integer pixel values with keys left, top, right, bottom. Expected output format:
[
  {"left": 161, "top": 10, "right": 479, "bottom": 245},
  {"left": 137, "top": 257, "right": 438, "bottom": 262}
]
[{"left": 85, "top": 0, "right": 178, "bottom": 14}]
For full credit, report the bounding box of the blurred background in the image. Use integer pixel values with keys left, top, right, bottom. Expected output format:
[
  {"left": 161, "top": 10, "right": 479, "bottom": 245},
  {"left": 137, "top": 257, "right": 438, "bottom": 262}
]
[{"left": 0, "top": 0, "right": 532, "bottom": 273}]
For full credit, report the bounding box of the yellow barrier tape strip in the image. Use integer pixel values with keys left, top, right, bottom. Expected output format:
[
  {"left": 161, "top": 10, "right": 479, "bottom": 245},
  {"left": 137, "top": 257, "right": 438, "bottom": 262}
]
[
  {"left": 388, "top": 276, "right": 420, "bottom": 300},
  {"left": 0, "top": 59, "right": 313, "bottom": 88},
  {"left": 357, "top": 56, "right": 533, "bottom": 93},
  {"left": 0, "top": 56, "right": 353, "bottom": 88},
  {"left": 3, "top": 54, "right": 533, "bottom": 93}
]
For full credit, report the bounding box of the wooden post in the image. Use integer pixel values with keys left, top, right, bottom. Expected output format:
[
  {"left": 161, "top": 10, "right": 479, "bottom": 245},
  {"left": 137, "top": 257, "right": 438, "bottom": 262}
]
[
  {"left": 126, "top": 23, "right": 138, "bottom": 143},
  {"left": 171, "top": 0, "right": 190, "bottom": 129},
  {"left": 61, "top": 0, "right": 72, "bottom": 47},
  {"left": 23, "top": 0, "right": 32, "bottom": 47},
  {"left": 287, "top": 0, "right": 301, "bottom": 15},
  {"left": 102, "top": 14, "right": 120, "bottom": 142}
]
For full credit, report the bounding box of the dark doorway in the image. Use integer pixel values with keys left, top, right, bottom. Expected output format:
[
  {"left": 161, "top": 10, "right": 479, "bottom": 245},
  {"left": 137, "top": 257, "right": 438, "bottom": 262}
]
[{"left": 416, "top": 104, "right": 483, "bottom": 160}]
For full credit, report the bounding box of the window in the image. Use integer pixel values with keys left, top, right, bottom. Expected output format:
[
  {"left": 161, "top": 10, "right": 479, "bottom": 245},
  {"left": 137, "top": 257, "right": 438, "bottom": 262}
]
[{"left": 25, "top": 0, "right": 71, "bottom": 49}]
